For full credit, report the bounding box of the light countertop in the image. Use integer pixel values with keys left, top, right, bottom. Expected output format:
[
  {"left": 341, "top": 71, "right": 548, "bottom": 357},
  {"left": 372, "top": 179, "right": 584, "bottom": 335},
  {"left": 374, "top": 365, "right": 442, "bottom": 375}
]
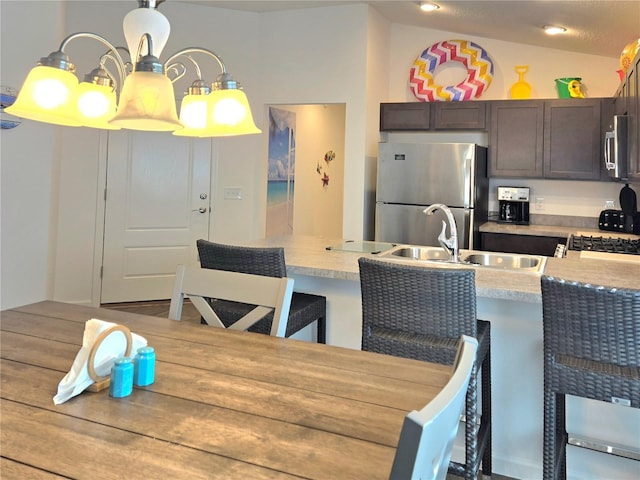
[
  {"left": 480, "top": 220, "right": 639, "bottom": 240},
  {"left": 242, "top": 235, "right": 640, "bottom": 305}
]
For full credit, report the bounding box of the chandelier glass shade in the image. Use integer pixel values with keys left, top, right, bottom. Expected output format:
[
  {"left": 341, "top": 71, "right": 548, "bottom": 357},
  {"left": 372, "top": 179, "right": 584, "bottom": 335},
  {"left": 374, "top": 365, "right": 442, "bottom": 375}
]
[
  {"left": 205, "top": 89, "right": 262, "bottom": 136},
  {"left": 7, "top": 65, "right": 82, "bottom": 127},
  {"left": 109, "top": 70, "right": 182, "bottom": 131},
  {"left": 5, "top": 0, "right": 261, "bottom": 136},
  {"left": 77, "top": 73, "right": 120, "bottom": 130}
]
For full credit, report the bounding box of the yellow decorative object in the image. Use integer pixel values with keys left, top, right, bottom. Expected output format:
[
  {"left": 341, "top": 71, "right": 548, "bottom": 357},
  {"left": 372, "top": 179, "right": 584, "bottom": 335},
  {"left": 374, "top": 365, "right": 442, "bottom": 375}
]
[
  {"left": 567, "top": 79, "right": 584, "bottom": 98},
  {"left": 510, "top": 65, "right": 531, "bottom": 99},
  {"left": 620, "top": 38, "right": 640, "bottom": 72},
  {"left": 554, "top": 77, "right": 584, "bottom": 98}
]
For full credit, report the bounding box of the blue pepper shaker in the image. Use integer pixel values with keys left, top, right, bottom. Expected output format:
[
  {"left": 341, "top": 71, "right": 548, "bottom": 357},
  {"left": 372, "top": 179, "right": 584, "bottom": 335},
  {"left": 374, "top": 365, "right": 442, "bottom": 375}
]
[
  {"left": 109, "top": 357, "right": 133, "bottom": 398},
  {"left": 134, "top": 346, "right": 155, "bottom": 387}
]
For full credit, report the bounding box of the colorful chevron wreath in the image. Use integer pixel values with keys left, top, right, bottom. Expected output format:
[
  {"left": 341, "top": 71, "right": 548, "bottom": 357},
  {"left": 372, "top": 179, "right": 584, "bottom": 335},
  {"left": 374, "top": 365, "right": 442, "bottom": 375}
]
[{"left": 409, "top": 39, "right": 494, "bottom": 102}]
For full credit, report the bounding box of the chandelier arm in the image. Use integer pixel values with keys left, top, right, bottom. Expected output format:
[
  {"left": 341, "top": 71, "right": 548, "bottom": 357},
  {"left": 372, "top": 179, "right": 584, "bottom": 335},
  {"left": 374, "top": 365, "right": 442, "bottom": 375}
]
[
  {"left": 97, "top": 57, "right": 118, "bottom": 92},
  {"left": 166, "top": 63, "right": 187, "bottom": 83},
  {"left": 58, "top": 32, "right": 127, "bottom": 88},
  {"left": 163, "top": 47, "right": 227, "bottom": 75},
  {"left": 113, "top": 46, "right": 133, "bottom": 74},
  {"left": 184, "top": 56, "right": 202, "bottom": 80},
  {"left": 135, "top": 33, "right": 154, "bottom": 63},
  {"left": 166, "top": 55, "right": 200, "bottom": 84},
  {"left": 98, "top": 53, "right": 126, "bottom": 93}
]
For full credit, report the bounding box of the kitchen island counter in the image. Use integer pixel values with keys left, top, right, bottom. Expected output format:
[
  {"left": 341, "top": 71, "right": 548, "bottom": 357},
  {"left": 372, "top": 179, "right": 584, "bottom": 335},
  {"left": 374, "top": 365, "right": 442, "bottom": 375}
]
[
  {"left": 240, "top": 235, "right": 639, "bottom": 480},
  {"left": 244, "top": 235, "right": 639, "bottom": 302}
]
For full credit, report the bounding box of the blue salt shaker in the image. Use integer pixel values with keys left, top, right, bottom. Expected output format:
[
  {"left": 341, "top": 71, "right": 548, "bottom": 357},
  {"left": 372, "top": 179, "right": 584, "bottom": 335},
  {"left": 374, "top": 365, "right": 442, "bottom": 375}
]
[
  {"left": 109, "top": 357, "right": 133, "bottom": 398},
  {"left": 134, "top": 346, "right": 155, "bottom": 387}
]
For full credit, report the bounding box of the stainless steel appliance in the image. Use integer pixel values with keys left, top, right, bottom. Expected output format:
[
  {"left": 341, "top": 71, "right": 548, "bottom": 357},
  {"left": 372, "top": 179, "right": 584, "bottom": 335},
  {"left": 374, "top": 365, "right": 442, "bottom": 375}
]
[
  {"left": 375, "top": 143, "right": 488, "bottom": 249},
  {"left": 497, "top": 186, "right": 530, "bottom": 224},
  {"left": 604, "top": 115, "right": 628, "bottom": 180},
  {"left": 598, "top": 209, "right": 631, "bottom": 232},
  {"left": 568, "top": 235, "right": 639, "bottom": 256},
  {"left": 599, "top": 183, "right": 639, "bottom": 233}
]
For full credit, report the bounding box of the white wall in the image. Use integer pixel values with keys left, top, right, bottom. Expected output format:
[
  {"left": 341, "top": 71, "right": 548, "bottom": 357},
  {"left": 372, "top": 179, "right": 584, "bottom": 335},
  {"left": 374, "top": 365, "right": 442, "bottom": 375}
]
[
  {"left": 388, "top": 23, "right": 621, "bottom": 101},
  {"left": 488, "top": 177, "right": 628, "bottom": 219},
  {"left": 0, "top": 1, "right": 63, "bottom": 309},
  {"left": 363, "top": 6, "right": 391, "bottom": 239},
  {"left": 258, "top": 4, "right": 370, "bottom": 240},
  {"left": 281, "top": 104, "right": 345, "bottom": 238}
]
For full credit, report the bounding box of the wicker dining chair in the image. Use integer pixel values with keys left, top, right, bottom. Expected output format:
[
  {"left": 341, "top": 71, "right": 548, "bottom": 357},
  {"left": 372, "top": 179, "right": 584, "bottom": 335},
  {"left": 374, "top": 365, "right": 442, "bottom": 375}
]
[
  {"left": 358, "top": 257, "right": 491, "bottom": 480},
  {"left": 540, "top": 275, "right": 640, "bottom": 480},
  {"left": 196, "top": 239, "right": 326, "bottom": 343}
]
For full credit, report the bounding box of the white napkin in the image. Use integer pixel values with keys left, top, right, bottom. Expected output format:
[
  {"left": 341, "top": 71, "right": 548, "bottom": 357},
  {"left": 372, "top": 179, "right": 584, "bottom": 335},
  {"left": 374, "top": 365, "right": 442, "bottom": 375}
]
[{"left": 53, "top": 318, "right": 147, "bottom": 405}]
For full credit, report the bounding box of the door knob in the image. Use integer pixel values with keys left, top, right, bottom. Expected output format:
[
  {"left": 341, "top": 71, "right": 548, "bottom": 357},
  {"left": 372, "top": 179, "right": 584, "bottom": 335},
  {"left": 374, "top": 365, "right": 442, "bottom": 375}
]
[{"left": 192, "top": 207, "right": 208, "bottom": 213}]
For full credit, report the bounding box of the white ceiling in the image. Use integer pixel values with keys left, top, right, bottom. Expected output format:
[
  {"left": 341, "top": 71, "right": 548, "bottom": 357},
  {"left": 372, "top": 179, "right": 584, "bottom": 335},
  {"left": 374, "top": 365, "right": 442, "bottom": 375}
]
[{"left": 179, "top": 0, "right": 639, "bottom": 59}]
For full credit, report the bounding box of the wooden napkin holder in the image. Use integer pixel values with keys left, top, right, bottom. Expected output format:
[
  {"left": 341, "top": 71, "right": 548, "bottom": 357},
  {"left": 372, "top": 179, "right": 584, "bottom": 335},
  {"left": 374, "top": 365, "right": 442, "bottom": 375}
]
[{"left": 86, "top": 325, "right": 133, "bottom": 392}]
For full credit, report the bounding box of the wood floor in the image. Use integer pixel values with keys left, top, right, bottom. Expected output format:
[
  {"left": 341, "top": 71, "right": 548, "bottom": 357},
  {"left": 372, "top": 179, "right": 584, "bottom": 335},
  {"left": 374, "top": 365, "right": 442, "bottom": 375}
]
[
  {"left": 102, "top": 300, "right": 515, "bottom": 480},
  {"left": 101, "top": 299, "right": 201, "bottom": 322}
]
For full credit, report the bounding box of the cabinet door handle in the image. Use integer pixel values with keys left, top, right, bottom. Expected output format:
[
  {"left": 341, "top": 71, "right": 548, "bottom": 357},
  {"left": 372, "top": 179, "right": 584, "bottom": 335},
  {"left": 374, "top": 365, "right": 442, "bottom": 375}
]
[{"left": 604, "top": 131, "right": 615, "bottom": 170}]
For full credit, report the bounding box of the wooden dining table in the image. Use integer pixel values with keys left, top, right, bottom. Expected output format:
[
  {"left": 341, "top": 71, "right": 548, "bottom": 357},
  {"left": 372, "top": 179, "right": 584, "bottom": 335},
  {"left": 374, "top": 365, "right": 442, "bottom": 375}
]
[{"left": 0, "top": 301, "right": 450, "bottom": 479}]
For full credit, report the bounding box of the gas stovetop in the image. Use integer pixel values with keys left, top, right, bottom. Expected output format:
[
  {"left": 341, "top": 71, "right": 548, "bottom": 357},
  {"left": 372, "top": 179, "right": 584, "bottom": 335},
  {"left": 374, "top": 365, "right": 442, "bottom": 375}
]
[{"left": 568, "top": 235, "right": 640, "bottom": 255}]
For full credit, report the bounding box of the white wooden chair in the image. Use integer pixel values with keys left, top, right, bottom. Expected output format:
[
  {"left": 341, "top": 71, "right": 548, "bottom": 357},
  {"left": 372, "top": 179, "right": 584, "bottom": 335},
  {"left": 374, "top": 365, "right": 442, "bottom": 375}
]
[
  {"left": 169, "top": 264, "right": 294, "bottom": 337},
  {"left": 389, "top": 335, "right": 479, "bottom": 480}
]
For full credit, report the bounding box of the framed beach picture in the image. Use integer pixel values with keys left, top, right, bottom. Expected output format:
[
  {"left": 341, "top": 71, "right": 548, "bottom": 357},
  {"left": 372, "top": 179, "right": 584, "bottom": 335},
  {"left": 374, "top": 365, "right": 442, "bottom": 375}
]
[{"left": 267, "top": 107, "right": 296, "bottom": 236}]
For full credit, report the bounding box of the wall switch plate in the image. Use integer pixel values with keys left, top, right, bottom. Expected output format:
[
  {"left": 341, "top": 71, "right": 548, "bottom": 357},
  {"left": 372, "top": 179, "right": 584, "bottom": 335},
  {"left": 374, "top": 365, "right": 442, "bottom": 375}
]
[
  {"left": 223, "top": 187, "right": 243, "bottom": 200},
  {"left": 604, "top": 200, "right": 615, "bottom": 209},
  {"left": 535, "top": 197, "right": 545, "bottom": 211}
]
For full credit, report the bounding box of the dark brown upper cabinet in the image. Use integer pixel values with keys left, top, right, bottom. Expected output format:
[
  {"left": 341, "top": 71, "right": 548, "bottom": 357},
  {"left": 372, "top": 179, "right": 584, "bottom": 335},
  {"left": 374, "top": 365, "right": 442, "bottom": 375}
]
[
  {"left": 381, "top": 98, "right": 613, "bottom": 181},
  {"left": 489, "top": 101, "right": 544, "bottom": 177},
  {"left": 432, "top": 102, "right": 487, "bottom": 130},
  {"left": 543, "top": 99, "right": 602, "bottom": 180},
  {"left": 380, "top": 103, "right": 430, "bottom": 131},
  {"left": 489, "top": 99, "right": 607, "bottom": 180},
  {"left": 380, "top": 101, "right": 486, "bottom": 132}
]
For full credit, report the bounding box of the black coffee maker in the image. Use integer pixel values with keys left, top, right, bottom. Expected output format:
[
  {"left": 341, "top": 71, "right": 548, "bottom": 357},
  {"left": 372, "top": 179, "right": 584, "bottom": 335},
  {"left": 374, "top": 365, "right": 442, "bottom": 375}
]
[{"left": 498, "top": 186, "right": 530, "bottom": 224}]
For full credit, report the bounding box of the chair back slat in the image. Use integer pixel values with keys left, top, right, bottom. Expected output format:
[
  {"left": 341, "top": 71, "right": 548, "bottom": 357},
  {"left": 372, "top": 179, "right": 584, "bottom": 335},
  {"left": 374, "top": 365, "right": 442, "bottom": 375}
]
[
  {"left": 541, "top": 275, "right": 640, "bottom": 367},
  {"left": 359, "top": 257, "right": 477, "bottom": 342},
  {"left": 197, "top": 239, "right": 287, "bottom": 277},
  {"left": 169, "top": 264, "right": 294, "bottom": 337},
  {"left": 390, "top": 335, "right": 478, "bottom": 480}
]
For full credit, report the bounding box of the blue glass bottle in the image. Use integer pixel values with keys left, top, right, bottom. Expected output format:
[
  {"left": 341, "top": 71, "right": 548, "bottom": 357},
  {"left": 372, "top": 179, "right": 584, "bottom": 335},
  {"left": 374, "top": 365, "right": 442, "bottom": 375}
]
[
  {"left": 134, "top": 346, "right": 155, "bottom": 387},
  {"left": 109, "top": 357, "right": 133, "bottom": 398}
]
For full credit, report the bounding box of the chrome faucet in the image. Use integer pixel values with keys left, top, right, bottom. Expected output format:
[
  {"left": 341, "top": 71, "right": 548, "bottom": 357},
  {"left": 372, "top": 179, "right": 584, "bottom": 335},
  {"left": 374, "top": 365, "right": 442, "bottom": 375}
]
[{"left": 423, "top": 203, "right": 459, "bottom": 263}]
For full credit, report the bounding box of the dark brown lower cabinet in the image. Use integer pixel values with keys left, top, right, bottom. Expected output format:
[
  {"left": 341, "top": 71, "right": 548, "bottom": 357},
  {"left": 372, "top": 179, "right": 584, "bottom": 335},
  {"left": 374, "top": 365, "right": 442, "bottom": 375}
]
[{"left": 481, "top": 232, "right": 567, "bottom": 257}]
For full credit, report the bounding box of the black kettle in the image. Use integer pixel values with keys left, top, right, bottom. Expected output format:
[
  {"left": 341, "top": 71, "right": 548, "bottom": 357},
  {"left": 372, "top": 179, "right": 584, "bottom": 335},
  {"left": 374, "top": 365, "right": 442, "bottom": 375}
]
[{"left": 619, "top": 184, "right": 640, "bottom": 234}]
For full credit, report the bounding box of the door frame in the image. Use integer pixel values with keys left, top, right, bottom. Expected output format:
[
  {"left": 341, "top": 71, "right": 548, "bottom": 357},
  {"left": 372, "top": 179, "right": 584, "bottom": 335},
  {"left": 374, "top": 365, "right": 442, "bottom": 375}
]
[
  {"left": 90, "top": 132, "right": 218, "bottom": 307},
  {"left": 90, "top": 130, "right": 109, "bottom": 307}
]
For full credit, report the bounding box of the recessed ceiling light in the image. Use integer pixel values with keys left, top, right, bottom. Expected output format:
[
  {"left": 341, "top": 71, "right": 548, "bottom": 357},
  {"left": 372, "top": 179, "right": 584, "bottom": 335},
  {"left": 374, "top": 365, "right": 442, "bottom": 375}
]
[
  {"left": 543, "top": 25, "right": 567, "bottom": 35},
  {"left": 419, "top": 2, "right": 440, "bottom": 12}
]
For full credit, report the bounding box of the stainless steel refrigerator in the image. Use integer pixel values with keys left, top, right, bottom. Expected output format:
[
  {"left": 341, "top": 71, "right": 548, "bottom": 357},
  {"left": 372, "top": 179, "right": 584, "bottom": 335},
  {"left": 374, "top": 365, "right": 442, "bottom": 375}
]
[{"left": 375, "top": 143, "right": 488, "bottom": 249}]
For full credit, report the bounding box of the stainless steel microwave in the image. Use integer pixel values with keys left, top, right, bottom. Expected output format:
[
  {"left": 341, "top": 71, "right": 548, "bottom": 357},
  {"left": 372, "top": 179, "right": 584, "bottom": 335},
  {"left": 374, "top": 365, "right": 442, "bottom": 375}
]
[{"left": 604, "top": 115, "right": 628, "bottom": 180}]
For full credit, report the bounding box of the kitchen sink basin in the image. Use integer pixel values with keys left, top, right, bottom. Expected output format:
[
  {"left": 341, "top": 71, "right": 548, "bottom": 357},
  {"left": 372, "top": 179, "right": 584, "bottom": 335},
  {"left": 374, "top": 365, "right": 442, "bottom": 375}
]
[
  {"left": 463, "top": 253, "right": 545, "bottom": 272},
  {"left": 377, "top": 245, "right": 546, "bottom": 273},
  {"left": 382, "top": 246, "right": 451, "bottom": 261}
]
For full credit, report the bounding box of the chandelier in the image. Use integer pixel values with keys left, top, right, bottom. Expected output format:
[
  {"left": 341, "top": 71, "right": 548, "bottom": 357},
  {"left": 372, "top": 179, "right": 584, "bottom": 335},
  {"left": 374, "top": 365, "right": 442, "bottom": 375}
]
[{"left": 6, "top": 0, "right": 261, "bottom": 136}]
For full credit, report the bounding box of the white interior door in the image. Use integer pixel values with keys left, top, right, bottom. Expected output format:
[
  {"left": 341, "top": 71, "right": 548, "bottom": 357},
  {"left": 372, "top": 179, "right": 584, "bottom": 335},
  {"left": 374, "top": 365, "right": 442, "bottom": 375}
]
[{"left": 101, "top": 131, "right": 211, "bottom": 303}]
